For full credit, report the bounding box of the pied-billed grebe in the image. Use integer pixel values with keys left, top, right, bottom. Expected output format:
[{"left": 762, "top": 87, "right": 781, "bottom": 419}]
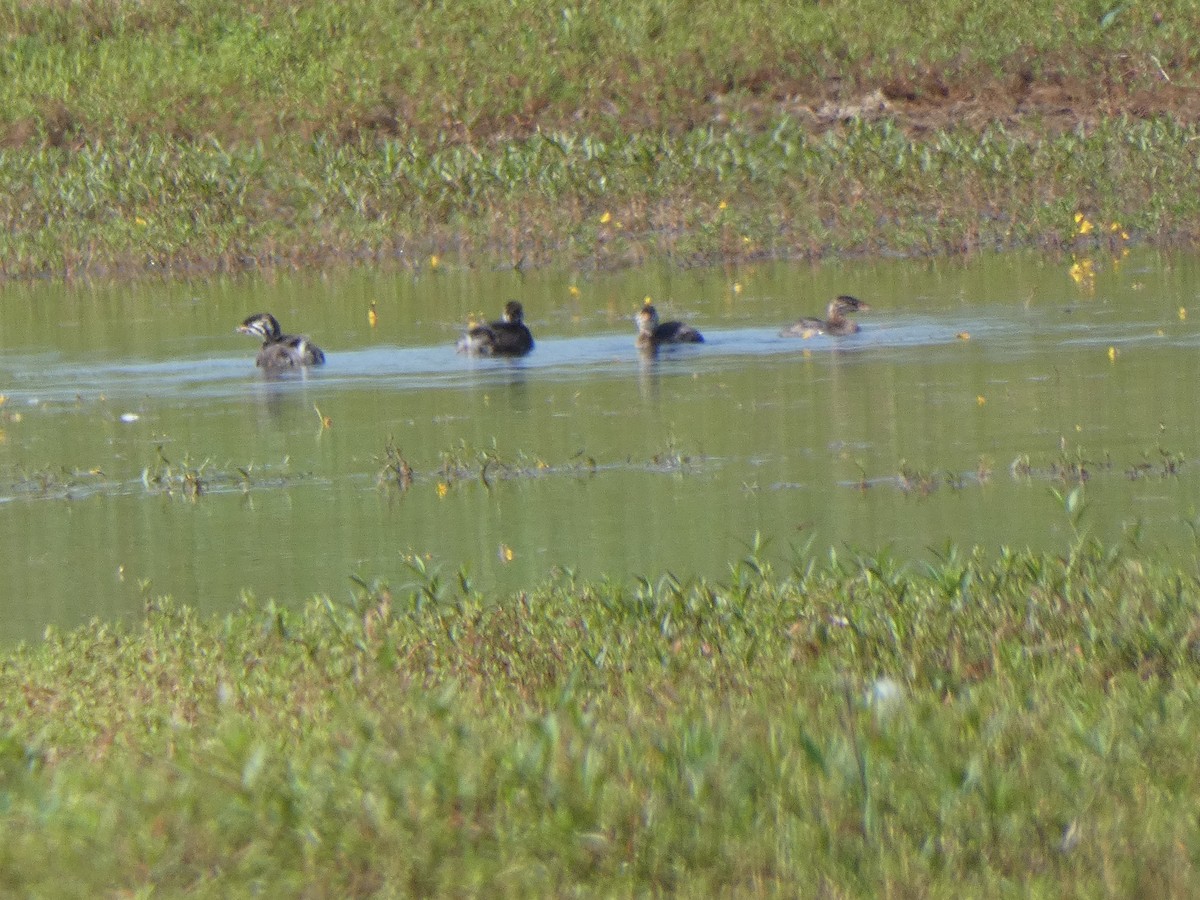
[
  {"left": 456, "top": 300, "right": 535, "bottom": 357},
  {"left": 780, "top": 295, "right": 870, "bottom": 337},
  {"left": 237, "top": 312, "right": 326, "bottom": 368},
  {"left": 635, "top": 303, "right": 704, "bottom": 350}
]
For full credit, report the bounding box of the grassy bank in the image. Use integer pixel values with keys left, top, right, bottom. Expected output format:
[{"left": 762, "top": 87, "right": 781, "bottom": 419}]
[
  {"left": 1, "top": 539, "right": 1199, "bottom": 893},
  {"left": 0, "top": 0, "right": 1197, "bottom": 277},
  {"left": 0, "top": 116, "right": 1191, "bottom": 278}
]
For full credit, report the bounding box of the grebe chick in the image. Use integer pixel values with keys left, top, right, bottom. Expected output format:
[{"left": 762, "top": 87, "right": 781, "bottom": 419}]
[
  {"left": 456, "top": 300, "right": 534, "bottom": 357},
  {"left": 780, "top": 295, "right": 870, "bottom": 337},
  {"left": 237, "top": 313, "right": 326, "bottom": 368},
  {"left": 635, "top": 303, "right": 704, "bottom": 351}
]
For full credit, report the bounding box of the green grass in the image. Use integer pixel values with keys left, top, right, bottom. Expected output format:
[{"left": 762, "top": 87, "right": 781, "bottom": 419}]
[
  {"left": 0, "top": 116, "right": 1192, "bottom": 277},
  {"left": 0, "top": 0, "right": 1191, "bottom": 145},
  {"left": 1, "top": 539, "right": 1199, "bottom": 893},
  {"left": 0, "top": 0, "right": 1197, "bottom": 276}
]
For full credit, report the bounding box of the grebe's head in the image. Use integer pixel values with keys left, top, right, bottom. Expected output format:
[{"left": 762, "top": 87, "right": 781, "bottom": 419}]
[
  {"left": 502, "top": 300, "right": 524, "bottom": 323},
  {"left": 635, "top": 303, "right": 660, "bottom": 333},
  {"left": 830, "top": 295, "right": 870, "bottom": 315},
  {"left": 237, "top": 312, "right": 282, "bottom": 341}
]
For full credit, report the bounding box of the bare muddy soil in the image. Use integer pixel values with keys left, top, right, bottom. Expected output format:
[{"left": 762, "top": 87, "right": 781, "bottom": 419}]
[
  {"left": 709, "top": 66, "right": 1198, "bottom": 140},
  {"left": 329, "top": 62, "right": 1198, "bottom": 148}
]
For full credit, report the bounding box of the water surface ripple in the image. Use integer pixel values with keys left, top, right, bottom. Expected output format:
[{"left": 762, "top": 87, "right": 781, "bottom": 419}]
[{"left": 2, "top": 248, "right": 1199, "bottom": 641}]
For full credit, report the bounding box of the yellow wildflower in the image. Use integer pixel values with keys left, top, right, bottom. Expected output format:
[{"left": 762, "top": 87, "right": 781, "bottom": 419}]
[
  {"left": 1069, "top": 258, "right": 1095, "bottom": 285},
  {"left": 600, "top": 211, "right": 611, "bottom": 224}
]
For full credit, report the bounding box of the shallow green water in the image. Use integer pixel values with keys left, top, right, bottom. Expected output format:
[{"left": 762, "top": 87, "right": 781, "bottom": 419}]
[{"left": 1, "top": 248, "right": 1199, "bottom": 641}]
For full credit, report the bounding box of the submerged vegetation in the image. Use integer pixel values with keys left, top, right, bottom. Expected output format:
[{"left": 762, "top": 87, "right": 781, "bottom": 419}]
[
  {"left": 1, "top": 541, "right": 1199, "bottom": 893},
  {"left": 0, "top": 0, "right": 1198, "bottom": 277},
  {"left": 0, "top": 436, "right": 1189, "bottom": 504}
]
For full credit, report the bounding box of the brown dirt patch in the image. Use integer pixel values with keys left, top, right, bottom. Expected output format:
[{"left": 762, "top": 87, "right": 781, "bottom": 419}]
[{"left": 743, "top": 67, "right": 1200, "bottom": 139}]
